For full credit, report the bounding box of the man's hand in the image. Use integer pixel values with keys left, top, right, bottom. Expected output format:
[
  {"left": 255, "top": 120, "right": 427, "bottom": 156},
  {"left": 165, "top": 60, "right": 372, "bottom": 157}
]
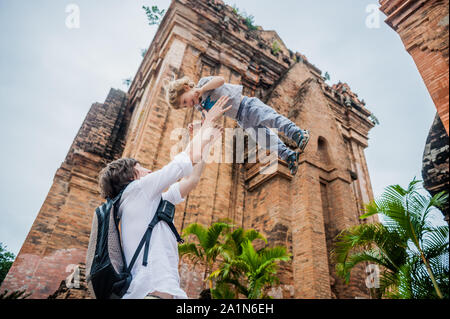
[
  {"left": 203, "top": 96, "right": 232, "bottom": 128},
  {"left": 199, "top": 96, "right": 230, "bottom": 145},
  {"left": 185, "top": 96, "right": 230, "bottom": 164}
]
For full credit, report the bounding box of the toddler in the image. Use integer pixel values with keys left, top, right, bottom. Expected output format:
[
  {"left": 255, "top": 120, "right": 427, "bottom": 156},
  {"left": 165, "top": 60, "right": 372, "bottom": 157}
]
[{"left": 166, "top": 76, "right": 310, "bottom": 175}]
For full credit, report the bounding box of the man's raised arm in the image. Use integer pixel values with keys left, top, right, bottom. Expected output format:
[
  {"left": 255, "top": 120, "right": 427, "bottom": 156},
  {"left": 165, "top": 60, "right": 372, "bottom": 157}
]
[{"left": 137, "top": 96, "right": 230, "bottom": 198}]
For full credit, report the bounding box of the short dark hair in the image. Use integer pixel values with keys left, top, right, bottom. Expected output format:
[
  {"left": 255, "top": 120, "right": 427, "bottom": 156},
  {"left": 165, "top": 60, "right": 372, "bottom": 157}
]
[{"left": 98, "top": 158, "right": 139, "bottom": 199}]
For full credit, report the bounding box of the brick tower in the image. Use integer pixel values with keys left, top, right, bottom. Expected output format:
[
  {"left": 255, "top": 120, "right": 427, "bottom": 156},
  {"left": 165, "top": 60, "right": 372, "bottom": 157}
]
[
  {"left": 379, "top": 0, "right": 449, "bottom": 222},
  {"left": 379, "top": 0, "right": 449, "bottom": 135},
  {"left": 2, "top": 0, "right": 376, "bottom": 299},
  {"left": 1, "top": 88, "right": 132, "bottom": 298}
]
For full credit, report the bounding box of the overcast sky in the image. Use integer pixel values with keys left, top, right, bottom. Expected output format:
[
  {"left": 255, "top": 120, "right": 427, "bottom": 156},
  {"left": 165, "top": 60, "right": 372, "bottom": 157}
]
[{"left": 0, "top": 0, "right": 446, "bottom": 255}]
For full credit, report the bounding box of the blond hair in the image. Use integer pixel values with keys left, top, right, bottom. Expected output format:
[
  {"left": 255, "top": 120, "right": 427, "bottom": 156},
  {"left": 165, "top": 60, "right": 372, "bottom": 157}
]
[{"left": 166, "top": 76, "right": 195, "bottom": 109}]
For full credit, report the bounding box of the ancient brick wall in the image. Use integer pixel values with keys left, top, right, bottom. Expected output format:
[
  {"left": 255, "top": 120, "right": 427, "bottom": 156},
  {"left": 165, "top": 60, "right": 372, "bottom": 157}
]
[
  {"left": 123, "top": 0, "right": 376, "bottom": 298},
  {"left": 0, "top": 89, "right": 131, "bottom": 298},
  {"left": 2, "top": 0, "right": 376, "bottom": 299},
  {"left": 379, "top": 0, "right": 449, "bottom": 222},
  {"left": 379, "top": 0, "right": 449, "bottom": 135}
]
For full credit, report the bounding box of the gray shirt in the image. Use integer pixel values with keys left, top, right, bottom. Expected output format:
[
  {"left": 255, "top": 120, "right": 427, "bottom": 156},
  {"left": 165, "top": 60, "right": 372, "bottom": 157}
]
[{"left": 195, "top": 76, "right": 243, "bottom": 120}]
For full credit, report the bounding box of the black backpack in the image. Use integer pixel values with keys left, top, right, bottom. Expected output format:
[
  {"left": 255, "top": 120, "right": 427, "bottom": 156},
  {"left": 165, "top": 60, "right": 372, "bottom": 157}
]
[{"left": 85, "top": 185, "right": 184, "bottom": 299}]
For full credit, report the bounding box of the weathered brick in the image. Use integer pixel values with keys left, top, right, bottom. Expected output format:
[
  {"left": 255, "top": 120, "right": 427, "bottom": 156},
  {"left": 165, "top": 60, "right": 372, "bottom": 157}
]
[{"left": 379, "top": 0, "right": 449, "bottom": 135}]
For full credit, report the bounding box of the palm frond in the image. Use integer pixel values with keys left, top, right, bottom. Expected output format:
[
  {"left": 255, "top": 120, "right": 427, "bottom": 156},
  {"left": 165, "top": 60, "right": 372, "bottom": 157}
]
[
  {"left": 378, "top": 269, "right": 401, "bottom": 297},
  {"left": 333, "top": 223, "right": 407, "bottom": 272},
  {"left": 336, "top": 249, "right": 390, "bottom": 284},
  {"left": 178, "top": 242, "right": 203, "bottom": 262},
  {"left": 429, "top": 191, "right": 449, "bottom": 212},
  {"left": 244, "top": 229, "right": 267, "bottom": 244},
  {"left": 205, "top": 222, "right": 233, "bottom": 250},
  {"left": 422, "top": 226, "right": 449, "bottom": 260},
  {"left": 394, "top": 263, "right": 413, "bottom": 299},
  {"left": 336, "top": 178, "right": 449, "bottom": 299},
  {"left": 182, "top": 223, "right": 208, "bottom": 248},
  {"left": 259, "top": 246, "right": 291, "bottom": 265},
  {"left": 239, "top": 240, "right": 260, "bottom": 271},
  {"left": 211, "top": 282, "right": 236, "bottom": 299}
]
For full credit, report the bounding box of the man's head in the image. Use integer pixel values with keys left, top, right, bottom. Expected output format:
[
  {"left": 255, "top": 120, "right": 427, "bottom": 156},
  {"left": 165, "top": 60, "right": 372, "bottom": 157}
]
[
  {"left": 98, "top": 158, "right": 151, "bottom": 199},
  {"left": 166, "top": 76, "right": 201, "bottom": 109}
]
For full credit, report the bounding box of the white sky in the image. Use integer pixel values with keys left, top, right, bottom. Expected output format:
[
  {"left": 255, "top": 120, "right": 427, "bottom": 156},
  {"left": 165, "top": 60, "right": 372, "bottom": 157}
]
[{"left": 0, "top": 0, "right": 446, "bottom": 255}]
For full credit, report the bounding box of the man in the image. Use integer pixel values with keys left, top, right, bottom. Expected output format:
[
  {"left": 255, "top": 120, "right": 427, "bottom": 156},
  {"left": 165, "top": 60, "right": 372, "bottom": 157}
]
[{"left": 98, "top": 96, "right": 231, "bottom": 299}]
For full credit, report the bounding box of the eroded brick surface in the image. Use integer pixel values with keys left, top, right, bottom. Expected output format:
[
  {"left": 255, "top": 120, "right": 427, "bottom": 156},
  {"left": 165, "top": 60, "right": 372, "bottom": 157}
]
[
  {"left": 380, "top": 0, "right": 449, "bottom": 134},
  {"left": 379, "top": 0, "right": 449, "bottom": 223}
]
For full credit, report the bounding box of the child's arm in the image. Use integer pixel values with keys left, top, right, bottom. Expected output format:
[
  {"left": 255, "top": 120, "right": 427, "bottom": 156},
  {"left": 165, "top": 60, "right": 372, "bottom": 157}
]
[{"left": 199, "top": 76, "right": 225, "bottom": 94}]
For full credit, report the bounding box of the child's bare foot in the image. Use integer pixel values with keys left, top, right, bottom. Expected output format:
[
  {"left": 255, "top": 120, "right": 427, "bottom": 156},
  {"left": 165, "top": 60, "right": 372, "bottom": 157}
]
[{"left": 292, "top": 129, "right": 310, "bottom": 153}]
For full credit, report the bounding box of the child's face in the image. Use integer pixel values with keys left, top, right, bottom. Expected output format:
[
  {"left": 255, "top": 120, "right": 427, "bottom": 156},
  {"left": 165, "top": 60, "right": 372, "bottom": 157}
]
[{"left": 179, "top": 85, "right": 201, "bottom": 108}]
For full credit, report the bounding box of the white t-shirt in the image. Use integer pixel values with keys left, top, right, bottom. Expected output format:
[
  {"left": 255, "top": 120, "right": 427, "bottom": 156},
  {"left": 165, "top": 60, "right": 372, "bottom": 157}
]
[{"left": 119, "top": 152, "right": 193, "bottom": 299}]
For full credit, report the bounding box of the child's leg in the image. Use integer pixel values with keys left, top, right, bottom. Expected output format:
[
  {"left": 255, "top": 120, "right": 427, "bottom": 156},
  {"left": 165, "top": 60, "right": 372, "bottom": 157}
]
[
  {"left": 240, "top": 97, "right": 302, "bottom": 140},
  {"left": 243, "top": 125, "right": 295, "bottom": 161}
]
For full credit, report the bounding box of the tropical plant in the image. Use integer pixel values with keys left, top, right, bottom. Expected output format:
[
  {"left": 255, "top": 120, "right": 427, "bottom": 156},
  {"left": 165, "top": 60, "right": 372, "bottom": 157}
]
[
  {"left": 240, "top": 240, "right": 291, "bottom": 298},
  {"left": 333, "top": 178, "right": 449, "bottom": 299},
  {"left": 178, "top": 222, "right": 233, "bottom": 293},
  {"left": 122, "top": 78, "right": 132, "bottom": 88},
  {"left": 210, "top": 282, "right": 236, "bottom": 299},
  {"left": 231, "top": 5, "right": 258, "bottom": 30},
  {"left": 209, "top": 228, "right": 267, "bottom": 298},
  {"left": 140, "top": 48, "right": 148, "bottom": 58},
  {"left": 271, "top": 41, "right": 281, "bottom": 55},
  {"left": 0, "top": 243, "right": 15, "bottom": 285},
  {"left": 142, "top": 5, "right": 166, "bottom": 26},
  {"left": 369, "top": 113, "right": 380, "bottom": 126},
  {"left": 210, "top": 228, "right": 291, "bottom": 299},
  {"left": 0, "top": 289, "right": 31, "bottom": 299}
]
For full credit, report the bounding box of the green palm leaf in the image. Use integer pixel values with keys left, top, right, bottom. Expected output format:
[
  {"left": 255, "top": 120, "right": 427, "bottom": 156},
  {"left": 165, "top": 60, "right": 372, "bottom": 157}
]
[
  {"left": 243, "top": 229, "right": 267, "bottom": 244},
  {"left": 178, "top": 242, "right": 202, "bottom": 260},
  {"left": 182, "top": 223, "right": 208, "bottom": 248},
  {"left": 336, "top": 178, "right": 449, "bottom": 299},
  {"left": 206, "top": 222, "right": 233, "bottom": 249}
]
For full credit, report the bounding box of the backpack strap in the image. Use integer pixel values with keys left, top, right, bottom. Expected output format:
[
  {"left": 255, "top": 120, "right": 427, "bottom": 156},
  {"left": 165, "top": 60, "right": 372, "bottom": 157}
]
[
  {"left": 126, "top": 198, "right": 185, "bottom": 273},
  {"left": 112, "top": 182, "right": 132, "bottom": 224},
  {"left": 142, "top": 215, "right": 160, "bottom": 266},
  {"left": 154, "top": 198, "right": 184, "bottom": 244},
  {"left": 126, "top": 213, "right": 159, "bottom": 272},
  {"left": 108, "top": 184, "right": 133, "bottom": 272},
  {"left": 166, "top": 221, "right": 184, "bottom": 244}
]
